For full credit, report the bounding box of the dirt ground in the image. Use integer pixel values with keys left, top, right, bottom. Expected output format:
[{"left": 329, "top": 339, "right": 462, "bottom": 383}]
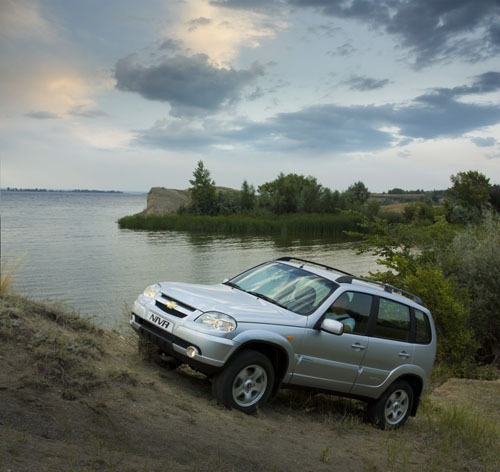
[{"left": 1, "top": 294, "right": 499, "bottom": 472}]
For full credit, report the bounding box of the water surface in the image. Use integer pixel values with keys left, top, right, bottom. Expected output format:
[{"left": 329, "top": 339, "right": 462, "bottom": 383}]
[{"left": 1, "top": 191, "right": 377, "bottom": 330}]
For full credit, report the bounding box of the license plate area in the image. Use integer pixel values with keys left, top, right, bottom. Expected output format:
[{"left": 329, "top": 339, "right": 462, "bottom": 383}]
[{"left": 148, "top": 312, "right": 173, "bottom": 332}]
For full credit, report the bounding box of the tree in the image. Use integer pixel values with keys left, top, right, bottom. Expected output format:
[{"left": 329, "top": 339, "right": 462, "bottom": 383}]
[
  {"left": 446, "top": 212, "right": 500, "bottom": 365},
  {"left": 319, "top": 188, "right": 341, "bottom": 213},
  {"left": 489, "top": 184, "right": 500, "bottom": 212},
  {"left": 358, "top": 219, "right": 477, "bottom": 374},
  {"left": 445, "top": 170, "right": 491, "bottom": 224},
  {"left": 258, "top": 173, "right": 323, "bottom": 214},
  {"left": 240, "top": 180, "right": 256, "bottom": 212},
  {"left": 188, "top": 160, "right": 217, "bottom": 215},
  {"left": 343, "top": 181, "right": 369, "bottom": 207}
]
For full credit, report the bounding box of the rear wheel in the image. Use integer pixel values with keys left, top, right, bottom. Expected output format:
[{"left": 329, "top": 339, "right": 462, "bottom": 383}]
[
  {"left": 367, "top": 380, "right": 413, "bottom": 429},
  {"left": 212, "top": 350, "right": 274, "bottom": 414}
]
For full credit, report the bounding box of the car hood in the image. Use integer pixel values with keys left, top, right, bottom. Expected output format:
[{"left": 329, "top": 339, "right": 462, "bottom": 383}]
[{"left": 159, "top": 282, "right": 303, "bottom": 324}]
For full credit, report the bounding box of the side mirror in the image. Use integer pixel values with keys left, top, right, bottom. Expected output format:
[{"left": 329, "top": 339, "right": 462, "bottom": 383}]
[{"left": 321, "top": 318, "right": 344, "bottom": 335}]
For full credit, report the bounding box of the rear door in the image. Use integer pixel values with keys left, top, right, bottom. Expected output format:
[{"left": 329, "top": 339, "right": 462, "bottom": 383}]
[{"left": 351, "top": 297, "right": 414, "bottom": 397}]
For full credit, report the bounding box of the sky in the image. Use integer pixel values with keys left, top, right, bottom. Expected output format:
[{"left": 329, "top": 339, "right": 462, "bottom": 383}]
[{"left": 1, "top": 0, "right": 500, "bottom": 193}]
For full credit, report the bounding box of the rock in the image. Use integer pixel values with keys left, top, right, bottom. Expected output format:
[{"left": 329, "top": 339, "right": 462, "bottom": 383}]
[{"left": 142, "top": 187, "right": 190, "bottom": 216}]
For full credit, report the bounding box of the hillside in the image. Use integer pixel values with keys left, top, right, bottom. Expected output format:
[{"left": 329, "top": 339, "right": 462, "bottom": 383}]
[{"left": 1, "top": 293, "right": 499, "bottom": 471}]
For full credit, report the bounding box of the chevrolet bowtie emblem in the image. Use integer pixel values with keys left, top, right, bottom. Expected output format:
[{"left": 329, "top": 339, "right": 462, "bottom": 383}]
[{"left": 166, "top": 300, "right": 177, "bottom": 310}]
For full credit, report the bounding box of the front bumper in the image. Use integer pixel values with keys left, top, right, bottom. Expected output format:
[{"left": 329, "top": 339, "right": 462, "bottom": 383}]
[{"left": 130, "top": 311, "right": 236, "bottom": 376}]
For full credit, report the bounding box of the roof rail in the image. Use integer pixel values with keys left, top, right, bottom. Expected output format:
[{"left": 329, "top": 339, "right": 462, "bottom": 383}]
[
  {"left": 335, "top": 275, "right": 423, "bottom": 305},
  {"left": 276, "top": 256, "right": 354, "bottom": 277}
]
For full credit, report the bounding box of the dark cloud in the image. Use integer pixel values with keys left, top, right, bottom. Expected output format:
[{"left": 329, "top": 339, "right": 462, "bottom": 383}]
[
  {"left": 217, "top": 0, "right": 500, "bottom": 67},
  {"left": 136, "top": 71, "right": 500, "bottom": 154},
  {"left": 114, "top": 53, "right": 265, "bottom": 117},
  {"left": 347, "top": 75, "right": 391, "bottom": 91},
  {"left": 25, "top": 111, "right": 60, "bottom": 120}
]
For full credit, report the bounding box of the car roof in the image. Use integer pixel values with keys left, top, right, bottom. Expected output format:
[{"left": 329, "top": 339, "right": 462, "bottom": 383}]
[{"left": 275, "top": 256, "right": 425, "bottom": 308}]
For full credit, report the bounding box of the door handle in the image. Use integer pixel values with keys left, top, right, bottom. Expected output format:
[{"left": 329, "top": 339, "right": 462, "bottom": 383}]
[
  {"left": 399, "top": 351, "right": 411, "bottom": 358},
  {"left": 351, "top": 342, "right": 367, "bottom": 351}
]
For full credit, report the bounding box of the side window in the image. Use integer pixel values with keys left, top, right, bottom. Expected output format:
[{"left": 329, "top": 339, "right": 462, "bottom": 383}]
[
  {"left": 326, "top": 291, "right": 373, "bottom": 335},
  {"left": 374, "top": 298, "right": 410, "bottom": 342},
  {"left": 415, "top": 309, "right": 432, "bottom": 344}
]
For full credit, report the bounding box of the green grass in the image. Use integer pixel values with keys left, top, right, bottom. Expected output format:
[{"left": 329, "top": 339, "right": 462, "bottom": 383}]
[{"left": 117, "top": 213, "right": 364, "bottom": 239}]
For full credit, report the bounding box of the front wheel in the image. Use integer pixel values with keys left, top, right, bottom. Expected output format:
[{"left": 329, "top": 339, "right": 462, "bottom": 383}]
[
  {"left": 212, "top": 350, "right": 274, "bottom": 414},
  {"left": 367, "top": 380, "right": 414, "bottom": 429}
]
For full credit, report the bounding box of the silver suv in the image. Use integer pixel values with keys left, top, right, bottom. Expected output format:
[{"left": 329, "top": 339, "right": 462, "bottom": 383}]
[{"left": 131, "top": 257, "right": 436, "bottom": 429}]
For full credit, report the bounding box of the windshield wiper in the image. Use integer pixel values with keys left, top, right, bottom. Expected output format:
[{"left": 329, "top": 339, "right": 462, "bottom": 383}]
[
  {"left": 246, "top": 291, "right": 288, "bottom": 310},
  {"left": 223, "top": 280, "right": 242, "bottom": 290}
]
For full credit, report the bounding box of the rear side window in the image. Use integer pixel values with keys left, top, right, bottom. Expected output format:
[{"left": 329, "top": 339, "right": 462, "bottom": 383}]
[
  {"left": 374, "top": 298, "right": 411, "bottom": 342},
  {"left": 415, "top": 309, "right": 432, "bottom": 344}
]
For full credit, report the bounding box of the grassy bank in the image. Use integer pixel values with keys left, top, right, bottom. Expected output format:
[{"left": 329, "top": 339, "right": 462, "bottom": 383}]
[
  {"left": 117, "top": 212, "right": 364, "bottom": 239},
  {"left": 1, "top": 292, "right": 499, "bottom": 471}
]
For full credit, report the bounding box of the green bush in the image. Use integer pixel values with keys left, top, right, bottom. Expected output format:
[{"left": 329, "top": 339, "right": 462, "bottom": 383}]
[
  {"left": 405, "top": 266, "right": 477, "bottom": 372},
  {"left": 445, "top": 212, "right": 500, "bottom": 365}
]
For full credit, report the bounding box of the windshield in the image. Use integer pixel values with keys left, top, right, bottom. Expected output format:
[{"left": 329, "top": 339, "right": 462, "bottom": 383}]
[{"left": 228, "top": 262, "right": 338, "bottom": 315}]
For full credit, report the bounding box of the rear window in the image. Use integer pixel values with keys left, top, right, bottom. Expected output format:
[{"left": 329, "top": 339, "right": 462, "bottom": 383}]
[
  {"left": 374, "top": 298, "right": 411, "bottom": 342},
  {"left": 415, "top": 309, "right": 432, "bottom": 344}
]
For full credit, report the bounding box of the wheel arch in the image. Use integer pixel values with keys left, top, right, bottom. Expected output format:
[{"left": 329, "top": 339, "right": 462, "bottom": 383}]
[{"left": 230, "top": 341, "right": 289, "bottom": 396}]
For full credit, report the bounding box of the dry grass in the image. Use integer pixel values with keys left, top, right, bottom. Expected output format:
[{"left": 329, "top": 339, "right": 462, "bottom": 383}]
[{"left": 1, "top": 293, "right": 499, "bottom": 471}]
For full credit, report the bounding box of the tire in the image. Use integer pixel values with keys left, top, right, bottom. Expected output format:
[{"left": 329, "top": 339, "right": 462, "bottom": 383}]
[
  {"left": 367, "top": 380, "right": 414, "bottom": 429},
  {"left": 212, "top": 350, "right": 274, "bottom": 414}
]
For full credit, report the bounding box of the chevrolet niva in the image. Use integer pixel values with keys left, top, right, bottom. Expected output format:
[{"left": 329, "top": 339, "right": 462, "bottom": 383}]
[{"left": 131, "top": 257, "right": 436, "bottom": 429}]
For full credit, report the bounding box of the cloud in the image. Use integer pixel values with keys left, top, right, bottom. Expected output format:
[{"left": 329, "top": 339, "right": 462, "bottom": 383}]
[
  {"left": 471, "top": 137, "right": 497, "bottom": 147},
  {"left": 188, "top": 17, "right": 212, "bottom": 32},
  {"left": 347, "top": 75, "right": 391, "bottom": 91},
  {"left": 68, "top": 105, "right": 107, "bottom": 118},
  {"left": 171, "top": 0, "right": 286, "bottom": 65},
  {"left": 159, "top": 38, "right": 183, "bottom": 52},
  {"left": 114, "top": 53, "right": 265, "bottom": 117},
  {"left": 25, "top": 111, "right": 60, "bottom": 120},
  {"left": 210, "top": 0, "right": 278, "bottom": 10},
  {"left": 135, "top": 72, "right": 500, "bottom": 154},
  {"left": 135, "top": 118, "right": 219, "bottom": 150},
  {"left": 0, "top": 0, "right": 58, "bottom": 42},
  {"left": 220, "top": 0, "right": 500, "bottom": 68}
]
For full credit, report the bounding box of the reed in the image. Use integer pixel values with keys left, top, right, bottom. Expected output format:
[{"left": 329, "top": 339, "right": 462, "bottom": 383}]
[{"left": 118, "top": 213, "right": 363, "bottom": 239}]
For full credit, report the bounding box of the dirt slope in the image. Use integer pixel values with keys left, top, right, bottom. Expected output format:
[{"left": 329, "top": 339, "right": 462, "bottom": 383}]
[{"left": 1, "top": 294, "right": 498, "bottom": 471}]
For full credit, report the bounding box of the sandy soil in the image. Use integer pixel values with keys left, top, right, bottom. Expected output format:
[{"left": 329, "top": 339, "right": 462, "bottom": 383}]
[{"left": 1, "top": 294, "right": 498, "bottom": 471}]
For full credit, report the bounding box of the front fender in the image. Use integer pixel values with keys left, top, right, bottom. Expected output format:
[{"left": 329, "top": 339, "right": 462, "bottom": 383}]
[{"left": 230, "top": 329, "right": 300, "bottom": 382}]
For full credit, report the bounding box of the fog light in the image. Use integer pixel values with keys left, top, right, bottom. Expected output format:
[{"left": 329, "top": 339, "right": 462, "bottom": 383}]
[{"left": 186, "top": 346, "right": 198, "bottom": 358}]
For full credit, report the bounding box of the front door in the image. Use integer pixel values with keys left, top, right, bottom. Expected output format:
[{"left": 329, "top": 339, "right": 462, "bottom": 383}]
[{"left": 291, "top": 291, "right": 374, "bottom": 393}]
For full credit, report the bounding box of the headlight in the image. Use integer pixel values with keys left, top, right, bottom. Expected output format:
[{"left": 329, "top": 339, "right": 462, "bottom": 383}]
[
  {"left": 143, "top": 284, "right": 161, "bottom": 299},
  {"left": 196, "top": 312, "right": 237, "bottom": 332}
]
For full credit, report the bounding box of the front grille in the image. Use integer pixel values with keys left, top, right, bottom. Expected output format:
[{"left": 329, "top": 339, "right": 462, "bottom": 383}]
[
  {"left": 155, "top": 293, "right": 196, "bottom": 318},
  {"left": 135, "top": 316, "right": 193, "bottom": 350}
]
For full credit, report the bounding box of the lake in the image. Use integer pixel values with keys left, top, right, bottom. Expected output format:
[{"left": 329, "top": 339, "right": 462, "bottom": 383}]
[{"left": 1, "top": 191, "right": 378, "bottom": 331}]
